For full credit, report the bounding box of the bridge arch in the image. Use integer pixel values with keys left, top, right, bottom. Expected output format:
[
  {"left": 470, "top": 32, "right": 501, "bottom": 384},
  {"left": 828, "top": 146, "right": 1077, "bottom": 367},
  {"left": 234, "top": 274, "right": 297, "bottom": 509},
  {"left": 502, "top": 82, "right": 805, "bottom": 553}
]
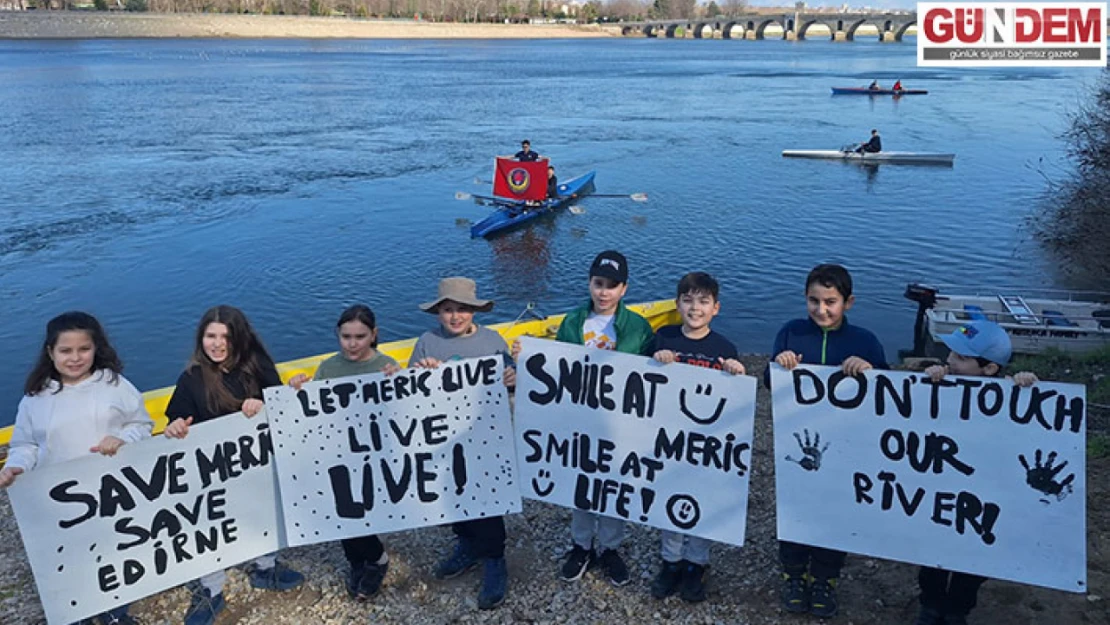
[
  {"left": 797, "top": 19, "right": 837, "bottom": 41},
  {"left": 723, "top": 21, "right": 744, "bottom": 39},
  {"left": 845, "top": 19, "right": 870, "bottom": 40},
  {"left": 665, "top": 23, "right": 681, "bottom": 38},
  {"left": 893, "top": 20, "right": 916, "bottom": 41},
  {"left": 693, "top": 22, "right": 716, "bottom": 39},
  {"left": 755, "top": 19, "right": 781, "bottom": 39}
]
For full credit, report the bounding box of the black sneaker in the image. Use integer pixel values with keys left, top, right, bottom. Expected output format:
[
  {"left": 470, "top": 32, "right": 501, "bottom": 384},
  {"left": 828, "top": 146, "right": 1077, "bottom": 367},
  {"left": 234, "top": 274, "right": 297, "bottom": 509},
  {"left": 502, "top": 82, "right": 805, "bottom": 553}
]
[
  {"left": 679, "top": 562, "right": 708, "bottom": 603},
  {"left": 780, "top": 573, "right": 810, "bottom": 613},
  {"left": 809, "top": 577, "right": 839, "bottom": 619},
  {"left": 597, "top": 549, "right": 630, "bottom": 587},
  {"left": 347, "top": 561, "right": 388, "bottom": 601},
  {"left": 914, "top": 606, "right": 945, "bottom": 625},
  {"left": 650, "top": 560, "right": 684, "bottom": 598},
  {"left": 559, "top": 545, "right": 593, "bottom": 581}
]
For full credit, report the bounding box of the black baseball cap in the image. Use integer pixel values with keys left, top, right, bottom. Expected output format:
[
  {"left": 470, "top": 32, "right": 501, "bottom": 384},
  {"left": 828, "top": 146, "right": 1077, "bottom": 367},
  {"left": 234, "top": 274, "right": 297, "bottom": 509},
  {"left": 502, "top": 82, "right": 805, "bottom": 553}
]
[{"left": 589, "top": 250, "right": 628, "bottom": 284}]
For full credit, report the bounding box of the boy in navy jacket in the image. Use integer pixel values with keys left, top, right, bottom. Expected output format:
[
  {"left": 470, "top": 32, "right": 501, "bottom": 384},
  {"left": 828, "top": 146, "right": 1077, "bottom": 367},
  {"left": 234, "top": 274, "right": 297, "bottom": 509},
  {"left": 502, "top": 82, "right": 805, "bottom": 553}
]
[{"left": 765, "top": 263, "right": 887, "bottom": 620}]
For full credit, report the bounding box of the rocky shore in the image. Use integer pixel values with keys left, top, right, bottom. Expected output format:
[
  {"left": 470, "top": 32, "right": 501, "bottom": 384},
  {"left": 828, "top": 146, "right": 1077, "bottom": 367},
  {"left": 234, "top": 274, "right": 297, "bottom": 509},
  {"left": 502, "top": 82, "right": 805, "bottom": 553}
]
[
  {"left": 0, "top": 355, "right": 1105, "bottom": 624},
  {"left": 0, "top": 12, "right": 616, "bottom": 39}
]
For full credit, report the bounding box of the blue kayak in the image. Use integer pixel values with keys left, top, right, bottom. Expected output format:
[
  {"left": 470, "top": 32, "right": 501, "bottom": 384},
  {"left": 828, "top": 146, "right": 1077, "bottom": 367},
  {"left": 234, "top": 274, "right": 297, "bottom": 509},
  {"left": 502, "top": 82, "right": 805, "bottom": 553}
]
[{"left": 470, "top": 171, "right": 596, "bottom": 238}]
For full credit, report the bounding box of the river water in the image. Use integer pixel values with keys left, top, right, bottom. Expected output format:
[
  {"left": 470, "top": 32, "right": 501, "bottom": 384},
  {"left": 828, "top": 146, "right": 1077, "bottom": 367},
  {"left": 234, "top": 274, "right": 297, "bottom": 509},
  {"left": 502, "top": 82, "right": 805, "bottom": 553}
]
[{"left": 0, "top": 37, "right": 1100, "bottom": 427}]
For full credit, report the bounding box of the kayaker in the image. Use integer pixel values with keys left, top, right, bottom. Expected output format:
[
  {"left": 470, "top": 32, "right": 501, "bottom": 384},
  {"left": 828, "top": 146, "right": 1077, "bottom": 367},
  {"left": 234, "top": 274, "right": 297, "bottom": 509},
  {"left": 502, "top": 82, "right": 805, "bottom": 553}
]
[
  {"left": 514, "top": 139, "right": 541, "bottom": 162},
  {"left": 892, "top": 79, "right": 903, "bottom": 93},
  {"left": 0, "top": 312, "right": 152, "bottom": 625},
  {"left": 163, "top": 305, "right": 305, "bottom": 625},
  {"left": 855, "top": 129, "right": 882, "bottom": 154},
  {"left": 546, "top": 165, "right": 559, "bottom": 199},
  {"left": 868, "top": 79, "right": 881, "bottom": 91},
  {"left": 409, "top": 277, "right": 515, "bottom": 610}
]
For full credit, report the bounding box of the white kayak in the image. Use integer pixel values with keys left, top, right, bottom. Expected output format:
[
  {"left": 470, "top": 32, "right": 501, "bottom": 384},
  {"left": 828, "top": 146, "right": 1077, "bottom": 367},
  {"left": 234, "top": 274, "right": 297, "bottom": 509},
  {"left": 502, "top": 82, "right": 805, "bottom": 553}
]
[{"left": 782, "top": 149, "right": 956, "bottom": 165}]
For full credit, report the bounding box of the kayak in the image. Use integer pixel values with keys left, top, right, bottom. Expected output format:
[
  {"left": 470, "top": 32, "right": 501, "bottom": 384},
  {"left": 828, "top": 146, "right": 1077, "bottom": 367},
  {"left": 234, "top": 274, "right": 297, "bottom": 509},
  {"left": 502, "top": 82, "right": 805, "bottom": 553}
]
[
  {"left": 831, "top": 87, "right": 929, "bottom": 96},
  {"left": 782, "top": 150, "right": 955, "bottom": 165},
  {"left": 470, "top": 171, "right": 596, "bottom": 238},
  {"left": 0, "top": 298, "right": 679, "bottom": 449}
]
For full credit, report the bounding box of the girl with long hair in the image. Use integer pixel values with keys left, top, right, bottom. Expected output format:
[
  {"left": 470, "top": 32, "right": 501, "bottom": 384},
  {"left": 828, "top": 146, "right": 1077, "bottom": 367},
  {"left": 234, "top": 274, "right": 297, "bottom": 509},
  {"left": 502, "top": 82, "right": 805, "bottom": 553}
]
[
  {"left": 0, "top": 311, "right": 152, "bottom": 625},
  {"left": 163, "top": 305, "right": 304, "bottom": 625}
]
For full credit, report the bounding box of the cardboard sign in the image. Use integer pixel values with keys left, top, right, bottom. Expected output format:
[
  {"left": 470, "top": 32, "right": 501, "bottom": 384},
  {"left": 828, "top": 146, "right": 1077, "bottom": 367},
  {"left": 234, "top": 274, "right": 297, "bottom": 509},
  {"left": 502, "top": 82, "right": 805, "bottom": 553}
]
[
  {"left": 771, "top": 364, "right": 1086, "bottom": 592},
  {"left": 514, "top": 338, "right": 757, "bottom": 546},
  {"left": 263, "top": 356, "right": 521, "bottom": 546},
  {"left": 10, "top": 414, "right": 283, "bottom": 624}
]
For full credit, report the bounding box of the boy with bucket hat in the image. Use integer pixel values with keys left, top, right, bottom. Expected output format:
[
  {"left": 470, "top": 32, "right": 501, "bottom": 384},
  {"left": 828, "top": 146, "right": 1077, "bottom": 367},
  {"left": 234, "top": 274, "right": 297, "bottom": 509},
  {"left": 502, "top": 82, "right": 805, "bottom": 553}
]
[
  {"left": 915, "top": 319, "right": 1038, "bottom": 625},
  {"left": 409, "top": 277, "right": 516, "bottom": 610}
]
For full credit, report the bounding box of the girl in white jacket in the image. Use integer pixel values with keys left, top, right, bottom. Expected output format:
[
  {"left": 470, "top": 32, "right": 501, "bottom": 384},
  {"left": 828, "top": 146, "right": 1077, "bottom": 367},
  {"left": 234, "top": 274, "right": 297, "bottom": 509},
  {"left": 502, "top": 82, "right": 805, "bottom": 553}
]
[{"left": 0, "top": 311, "right": 152, "bottom": 625}]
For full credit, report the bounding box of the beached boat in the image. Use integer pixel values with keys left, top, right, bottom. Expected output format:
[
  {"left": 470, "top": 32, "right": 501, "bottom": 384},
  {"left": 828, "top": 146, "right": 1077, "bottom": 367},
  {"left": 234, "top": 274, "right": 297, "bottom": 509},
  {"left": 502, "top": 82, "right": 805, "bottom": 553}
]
[
  {"left": 470, "top": 171, "right": 596, "bottom": 238},
  {"left": 831, "top": 87, "right": 929, "bottom": 96},
  {"left": 0, "top": 299, "right": 678, "bottom": 448},
  {"left": 782, "top": 150, "right": 955, "bottom": 166},
  {"left": 904, "top": 283, "right": 1110, "bottom": 356}
]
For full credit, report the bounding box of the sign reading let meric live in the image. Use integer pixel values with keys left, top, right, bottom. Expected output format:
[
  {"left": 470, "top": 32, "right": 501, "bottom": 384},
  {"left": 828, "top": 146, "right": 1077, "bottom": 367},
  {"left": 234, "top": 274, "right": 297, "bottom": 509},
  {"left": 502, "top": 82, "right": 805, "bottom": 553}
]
[{"left": 918, "top": 2, "right": 1107, "bottom": 67}]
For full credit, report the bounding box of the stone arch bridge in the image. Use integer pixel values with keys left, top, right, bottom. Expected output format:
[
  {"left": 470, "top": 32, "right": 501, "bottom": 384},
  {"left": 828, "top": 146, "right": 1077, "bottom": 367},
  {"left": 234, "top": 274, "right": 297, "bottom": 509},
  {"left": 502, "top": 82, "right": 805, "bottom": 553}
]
[{"left": 619, "top": 11, "right": 918, "bottom": 42}]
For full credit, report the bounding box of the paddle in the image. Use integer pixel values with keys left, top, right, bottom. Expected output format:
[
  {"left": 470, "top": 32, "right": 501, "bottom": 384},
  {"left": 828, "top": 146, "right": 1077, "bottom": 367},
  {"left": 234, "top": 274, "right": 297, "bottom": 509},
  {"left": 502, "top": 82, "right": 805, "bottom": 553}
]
[{"left": 589, "top": 193, "right": 648, "bottom": 202}]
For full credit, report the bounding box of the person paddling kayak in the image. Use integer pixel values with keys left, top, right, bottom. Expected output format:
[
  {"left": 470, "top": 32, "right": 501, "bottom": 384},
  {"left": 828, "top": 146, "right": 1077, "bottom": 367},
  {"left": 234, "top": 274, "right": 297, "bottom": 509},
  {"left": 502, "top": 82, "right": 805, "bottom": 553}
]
[
  {"left": 892, "top": 79, "right": 903, "bottom": 94},
  {"left": 868, "top": 80, "right": 881, "bottom": 91},
  {"left": 854, "top": 129, "right": 882, "bottom": 154}
]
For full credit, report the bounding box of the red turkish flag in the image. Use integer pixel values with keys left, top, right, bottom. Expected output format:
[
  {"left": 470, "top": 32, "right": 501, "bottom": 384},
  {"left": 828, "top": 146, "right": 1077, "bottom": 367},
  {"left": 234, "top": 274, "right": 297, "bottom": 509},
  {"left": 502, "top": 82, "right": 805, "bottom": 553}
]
[{"left": 492, "top": 157, "right": 549, "bottom": 202}]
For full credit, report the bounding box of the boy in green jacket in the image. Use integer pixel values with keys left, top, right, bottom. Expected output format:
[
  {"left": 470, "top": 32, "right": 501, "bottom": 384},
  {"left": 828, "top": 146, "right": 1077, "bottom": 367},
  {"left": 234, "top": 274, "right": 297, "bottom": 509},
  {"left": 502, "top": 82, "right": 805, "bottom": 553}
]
[{"left": 555, "top": 250, "right": 653, "bottom": 585}]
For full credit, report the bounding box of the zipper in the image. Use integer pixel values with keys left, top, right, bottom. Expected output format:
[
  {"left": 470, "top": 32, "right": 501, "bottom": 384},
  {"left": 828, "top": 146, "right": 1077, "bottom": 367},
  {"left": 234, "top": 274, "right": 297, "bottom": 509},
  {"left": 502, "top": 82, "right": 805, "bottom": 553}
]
[{"left": 821, "top": 328, "right": 829, "bottom": 365}]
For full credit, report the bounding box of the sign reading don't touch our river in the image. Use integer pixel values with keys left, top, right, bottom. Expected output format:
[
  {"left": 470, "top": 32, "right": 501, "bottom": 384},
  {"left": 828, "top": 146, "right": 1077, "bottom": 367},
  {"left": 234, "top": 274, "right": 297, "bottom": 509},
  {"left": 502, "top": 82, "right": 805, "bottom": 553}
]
[{"left": 771, "top": 364, "right": 1086, "bottom": 592}]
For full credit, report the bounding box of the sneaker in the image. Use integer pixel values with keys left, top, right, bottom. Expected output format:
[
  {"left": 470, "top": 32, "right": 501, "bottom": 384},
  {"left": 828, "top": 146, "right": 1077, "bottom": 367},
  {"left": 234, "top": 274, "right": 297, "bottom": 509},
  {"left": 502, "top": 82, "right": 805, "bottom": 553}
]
[
  {"left": 477, "top": 557, "right": 508, "bottom": 610},
  {"left": 184, "top": 586, "right": 225, "bottom": 625},
  {"left": 650, "top": 560, "right": 685, "bottom": 599},
  {"left": 435, "top": 541, "right": 479, "bottom": 579},
  {"left": 679, "top": 562, "right": 708, "bottom": 603},
  {"left": 248, "top": 561, "right": 305, "bottom": 591},
  {"left": 780, "top": 573, "right": 810, "bottom": 613},
  {"left": 809, "top": 577, "right": 839, "bottom": 619},
  {"left": 914, "top": 606, "right": 945, "bottom": 625},
  {"left": 559, "top": 545, "right": 593, "bottom": 582},
  {"left": 597, "top": 549, "right": 630, "bottom": 587},
  {"left": 346, "top": 561, "right": 388, "bottom": 601}
]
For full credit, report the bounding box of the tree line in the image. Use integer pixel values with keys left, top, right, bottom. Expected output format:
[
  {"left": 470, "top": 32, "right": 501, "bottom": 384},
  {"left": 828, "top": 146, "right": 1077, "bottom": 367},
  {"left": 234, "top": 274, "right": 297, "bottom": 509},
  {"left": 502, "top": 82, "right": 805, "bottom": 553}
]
[{"left": 11, "top": 0, "right": 751, "bottom": 22}]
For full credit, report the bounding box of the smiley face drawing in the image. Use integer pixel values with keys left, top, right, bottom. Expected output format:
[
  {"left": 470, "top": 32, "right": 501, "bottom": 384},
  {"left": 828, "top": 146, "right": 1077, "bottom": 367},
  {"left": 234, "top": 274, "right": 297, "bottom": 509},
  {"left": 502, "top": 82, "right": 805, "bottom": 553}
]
[
  {"left": 531, "top": 469, "right": 555, "bottom": 497},
  {"left": 679, "top": 383, "right": 727, "bottom": 425}
]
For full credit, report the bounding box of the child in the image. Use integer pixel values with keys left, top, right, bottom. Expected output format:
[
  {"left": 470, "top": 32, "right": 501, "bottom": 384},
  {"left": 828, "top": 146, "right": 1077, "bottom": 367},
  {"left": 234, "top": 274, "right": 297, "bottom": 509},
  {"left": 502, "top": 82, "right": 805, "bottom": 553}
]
[
  {"left": 288, "top": 305, "right": 399, "bottom": 602},
  {"left": 649, "top": 272, "right": 745, "bottom": 603},
  {"left": 408, "top": 277, "right": 516, "bottom": 610},
  {"left": 915, "top": 320, "right": 1037, "bottom": 625},
  {"left": 0, "top": 311, "right": 152, "bottom": 625},
  {"left": 766, "top": 263, "right": 887, "bottom": 620},
  {"left": 163, "top": 305, "right": 304, "bottom": 625},
  {"left": 554, "top": 250, "right": 653, "bottom": 586}
]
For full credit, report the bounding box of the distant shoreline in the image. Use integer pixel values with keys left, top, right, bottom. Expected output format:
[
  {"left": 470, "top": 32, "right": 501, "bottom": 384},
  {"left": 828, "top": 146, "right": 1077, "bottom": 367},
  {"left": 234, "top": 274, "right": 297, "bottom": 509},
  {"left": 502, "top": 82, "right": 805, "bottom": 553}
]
[{"left": 0, "top": 12, "right": 616, "bottom": 39}]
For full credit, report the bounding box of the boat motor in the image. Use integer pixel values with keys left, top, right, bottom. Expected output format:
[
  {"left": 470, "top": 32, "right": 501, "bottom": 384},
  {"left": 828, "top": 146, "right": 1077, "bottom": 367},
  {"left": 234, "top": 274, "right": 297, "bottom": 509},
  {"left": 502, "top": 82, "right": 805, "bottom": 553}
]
[{"left": 904, "top": 283, "right": 939, "bottom": 357}]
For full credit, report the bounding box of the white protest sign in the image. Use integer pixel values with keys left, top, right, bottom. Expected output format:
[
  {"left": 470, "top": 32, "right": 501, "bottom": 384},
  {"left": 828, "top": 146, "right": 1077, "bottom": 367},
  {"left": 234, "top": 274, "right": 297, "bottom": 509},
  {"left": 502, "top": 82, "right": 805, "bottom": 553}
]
[
  {"left": 514, "top": 337, "right": 757, "bottom": 546},
  {"left": 9, "top": 414, "right": 283, "bottom": 625},
  {"left": 771, "top": 364, "right": 1086, "bottom": 592},
  {"left": 263, "top": 356, "right": 521, "bottom": 546}
]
